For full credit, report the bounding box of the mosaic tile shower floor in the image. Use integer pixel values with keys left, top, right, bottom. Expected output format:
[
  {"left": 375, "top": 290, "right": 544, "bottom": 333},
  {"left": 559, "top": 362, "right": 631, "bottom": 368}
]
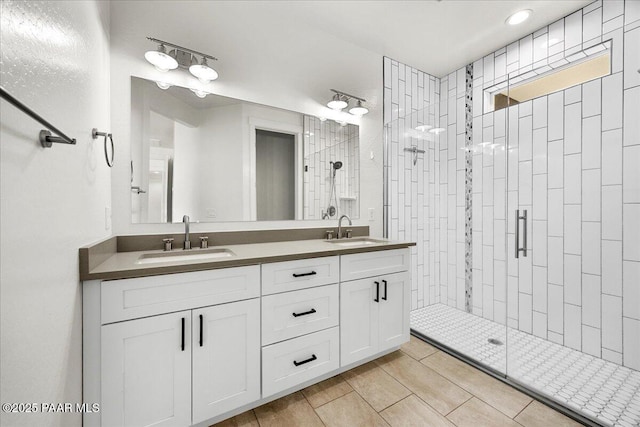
[{"left": 411, "top": 304, "right": 640, "bottom": 427}]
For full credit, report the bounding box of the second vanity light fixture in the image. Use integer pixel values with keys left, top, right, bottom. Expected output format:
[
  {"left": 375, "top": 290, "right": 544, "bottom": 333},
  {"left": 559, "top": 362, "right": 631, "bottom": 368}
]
[
  {"left": 145, "top": 37, "right": 219, "bottom": 95},
  {"left": 326, "top": 89, "right": 369, "bottom": 116}
]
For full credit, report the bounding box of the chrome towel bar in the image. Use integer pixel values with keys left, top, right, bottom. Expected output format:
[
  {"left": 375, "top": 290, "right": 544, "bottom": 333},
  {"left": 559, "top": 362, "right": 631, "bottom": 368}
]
[{"left": 0, "top": 85, "right": 76, "bottom": 147}]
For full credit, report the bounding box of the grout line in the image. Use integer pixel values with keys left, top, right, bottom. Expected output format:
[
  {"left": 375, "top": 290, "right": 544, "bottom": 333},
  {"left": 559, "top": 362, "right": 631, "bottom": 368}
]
[
  {"left": 512, "top": 399, "right": 534, "bottom": 420},
  {"left": 444, "top": 395, "right": 474, "bottom": 417}
]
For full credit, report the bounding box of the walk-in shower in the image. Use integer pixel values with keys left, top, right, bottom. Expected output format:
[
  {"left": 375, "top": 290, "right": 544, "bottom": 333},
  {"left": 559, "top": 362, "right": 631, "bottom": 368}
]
[{"left": 383, "top": 32, "right": 639, "bottom": 426}]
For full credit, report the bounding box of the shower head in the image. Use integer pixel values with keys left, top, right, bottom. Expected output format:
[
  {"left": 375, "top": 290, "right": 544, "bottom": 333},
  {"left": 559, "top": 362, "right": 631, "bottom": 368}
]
[{"left": 332, "top": 161, "right": 343, "bottom": 170}]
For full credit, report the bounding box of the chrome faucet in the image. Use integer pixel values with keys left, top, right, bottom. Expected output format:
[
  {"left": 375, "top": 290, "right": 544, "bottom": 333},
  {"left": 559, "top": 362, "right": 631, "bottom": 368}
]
[
  {"left": 338, "top": 214, "right": 352, "bottom": 239},
  {"left": 183, "top": 215, "right": 191, "bottom": 249}
]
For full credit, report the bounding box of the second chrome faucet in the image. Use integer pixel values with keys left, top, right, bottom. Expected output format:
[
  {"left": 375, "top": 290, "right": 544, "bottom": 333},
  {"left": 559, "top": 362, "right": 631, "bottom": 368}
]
[{"left": 183, "top": 215, "right": 191, "bottom": 249}]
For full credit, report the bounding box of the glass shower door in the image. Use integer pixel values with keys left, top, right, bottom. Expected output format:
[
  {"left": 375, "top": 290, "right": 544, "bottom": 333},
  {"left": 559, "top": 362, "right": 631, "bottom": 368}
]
[{"left": 503, "top": 67, "right": 640, "bottom": 426}]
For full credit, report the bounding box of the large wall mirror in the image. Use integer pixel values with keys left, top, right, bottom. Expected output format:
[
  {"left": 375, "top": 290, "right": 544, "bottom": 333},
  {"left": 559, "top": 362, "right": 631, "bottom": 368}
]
[{"left": 130, "top": 77, "right": 360, "bottom": 223}]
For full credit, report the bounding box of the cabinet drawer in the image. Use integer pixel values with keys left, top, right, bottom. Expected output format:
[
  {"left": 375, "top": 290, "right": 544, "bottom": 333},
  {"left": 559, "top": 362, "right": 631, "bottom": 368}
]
[
  {"left": 262, "top": 256, "right": 339, "bottom": 295},
  {"left": 101, "top": 266, "right": 260, "bottom": 324},
  {"left": 340, "top": 248, "right": 410, "bottom": 282},
  {"left": 262, "top": 327, "right": 339, "bottom": 397},
  {"left": 262, "top": 284, "right": 339, "bottom": 345}
]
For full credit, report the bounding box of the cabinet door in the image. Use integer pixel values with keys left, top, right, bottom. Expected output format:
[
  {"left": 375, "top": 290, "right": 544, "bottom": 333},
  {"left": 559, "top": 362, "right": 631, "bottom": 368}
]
[
  {"left": 101, "top": 311, "right": 191, "bottom": 427},
  {"left": 378, "top": 272, "right": 410, "bottom": 352},
  {"left": 340, "top": 278, "right": 379, "bottom": 366},
  {"left": 192, "top": 299, "right": 260, "bottom": 424}
]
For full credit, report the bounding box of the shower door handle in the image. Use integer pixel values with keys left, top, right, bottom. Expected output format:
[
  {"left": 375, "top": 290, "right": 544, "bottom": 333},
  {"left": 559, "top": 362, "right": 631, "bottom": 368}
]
[{"left": 515, "top": 209, "right": 528, "bottom": 258}]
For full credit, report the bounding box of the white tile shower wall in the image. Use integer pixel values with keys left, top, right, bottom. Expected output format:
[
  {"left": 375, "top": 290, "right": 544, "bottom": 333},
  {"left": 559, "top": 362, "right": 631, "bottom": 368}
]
[
  {"left": 303, "top": 117, "right": 359, "bottom": 220},
  {"left": 386, "top": 0, "right": 639, "bottom": 371},
  {"left": 463, "top": 0, "right": 638, "bottom": 370},
  {"left": 383, "top": 57, "right": 440, "bottom": 310}
]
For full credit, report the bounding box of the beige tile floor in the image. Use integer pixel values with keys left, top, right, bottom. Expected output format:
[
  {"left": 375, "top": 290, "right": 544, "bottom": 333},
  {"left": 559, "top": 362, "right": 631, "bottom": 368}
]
[{"left": 213, "top": 336, "right": 584, "bottom": 427}]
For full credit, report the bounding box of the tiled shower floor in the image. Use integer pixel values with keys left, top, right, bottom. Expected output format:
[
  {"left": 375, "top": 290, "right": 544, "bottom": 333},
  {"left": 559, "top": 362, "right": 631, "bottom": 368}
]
[{"left": 411, "top": 304, "right": 640, "bottom": 427}]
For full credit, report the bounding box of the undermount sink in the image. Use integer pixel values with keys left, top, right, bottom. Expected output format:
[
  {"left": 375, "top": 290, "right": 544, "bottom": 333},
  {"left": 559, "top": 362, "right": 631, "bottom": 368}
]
[
  {"left": 135, "top": 248, "right": 236, "bottom": 265},
  {"left": 327, "top": 237, "right": 388, "bottom": 247}
]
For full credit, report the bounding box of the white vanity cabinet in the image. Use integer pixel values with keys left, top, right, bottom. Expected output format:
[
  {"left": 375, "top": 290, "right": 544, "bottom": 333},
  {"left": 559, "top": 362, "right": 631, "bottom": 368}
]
[
  {"left": 84, "top": 266, "right": 261, "bottom": 427},
  {"left": 259, "top": 256, "right": 341, "bottom": 398},
  {"left": 191, "top": 299, "right": 260, "bottom": 424},
  {"left": 101, "top": 310, "right": 192, "bottom": 427},
  {"left": 340, "top": 249, "right": 411, "bottom": 366},
  {"left": 84, "top": 245, "right": 412, "bottom": 427}
]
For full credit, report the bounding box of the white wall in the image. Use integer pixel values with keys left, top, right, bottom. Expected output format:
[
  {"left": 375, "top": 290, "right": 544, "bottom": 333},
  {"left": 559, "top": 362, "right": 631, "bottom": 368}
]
[
  {"left": 0, "top": 1, "right": 111, "bottom": 426},
  {"left": 109, "top": 1, "right": 383, "bottom": 236}
]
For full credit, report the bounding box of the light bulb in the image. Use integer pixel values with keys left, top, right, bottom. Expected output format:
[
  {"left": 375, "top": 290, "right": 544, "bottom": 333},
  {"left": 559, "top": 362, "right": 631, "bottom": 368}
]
[
  {"left": 144, "top": 44, "right": 178, "bottom": 72},
  {"left": 189, "top": 57, "right": 219, "bottom": 83}
]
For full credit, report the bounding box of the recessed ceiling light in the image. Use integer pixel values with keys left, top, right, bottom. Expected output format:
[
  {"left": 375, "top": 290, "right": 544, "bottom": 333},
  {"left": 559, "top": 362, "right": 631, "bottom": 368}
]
[
  {"left": 506, "top": 9, "right": 532, "bottom": 26},
  {"left": 155, "top": 81, "right": 171, "bottom": 90}
]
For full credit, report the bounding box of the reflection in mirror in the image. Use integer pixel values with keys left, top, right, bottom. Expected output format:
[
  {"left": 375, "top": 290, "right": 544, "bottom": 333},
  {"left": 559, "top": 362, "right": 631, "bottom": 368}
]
[
  {"left": 303, "top": 117, "right": 359, "bottom": 220},
  {"left": 130, "top": 77, "right": 359, "bottom": 223}
]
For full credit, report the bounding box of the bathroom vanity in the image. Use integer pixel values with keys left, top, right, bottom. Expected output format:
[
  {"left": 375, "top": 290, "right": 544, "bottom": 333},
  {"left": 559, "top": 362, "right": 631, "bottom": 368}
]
[{"left": 80, "top": 227, "right": 413, "bottom": 427}]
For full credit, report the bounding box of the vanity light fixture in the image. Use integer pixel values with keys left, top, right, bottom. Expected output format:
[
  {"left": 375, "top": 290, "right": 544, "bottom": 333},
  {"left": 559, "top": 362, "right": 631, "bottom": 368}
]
[
  {"left": 190, "top": 88, "right": 209, "bottom": 99},
  {"left": 349, "top": 99, "right": 369, "bottom": 116},
  {"left": 189, "top": 57, "right": 219, "bottom": 83},
  {"left": 144, "top": 44, "right": 179, "bottom": 72},
  {"left": 326, "top": 89, "right": 369, "bottom": 116},
  {"left": 145, "top": 37, "right": 219, "bottom": 84},
  {"left": 506, "top": 9, "right": 532, "bottom": 26},
  {"left": 327, "top": 93, "right": 348, "bottom": 110}
]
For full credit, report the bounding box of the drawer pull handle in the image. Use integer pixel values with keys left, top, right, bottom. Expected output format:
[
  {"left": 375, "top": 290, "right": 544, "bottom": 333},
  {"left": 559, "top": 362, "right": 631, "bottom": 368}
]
[
  {"left": 293, "top": 354, "right": 317, "bottom": 366},
  {"left": 199, "top": 314, "right": 203, "bottom": 347},
  {"left": 382, "top": 280, "right": 388, "bottom": 301},
  {"left": 293, "top": 271, "right": 317, "bottom": 278},
  {"left": 292, "top": 308, "right": 317, "bottom": 317},
  {"left": 181, "top": 317, "right": 185, "bottom": 352},
  {"left": 374, "top": 281, "right": 380, "bottom": 303}
]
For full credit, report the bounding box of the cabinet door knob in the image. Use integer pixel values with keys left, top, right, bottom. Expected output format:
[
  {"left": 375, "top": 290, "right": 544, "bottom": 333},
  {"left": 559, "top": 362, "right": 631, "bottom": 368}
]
[
  {"left": 382, "top": 280, "right": 388, "bottom": 301},
  {"left": 374, "top": 281, "right": 380, "bottom": 303}
]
